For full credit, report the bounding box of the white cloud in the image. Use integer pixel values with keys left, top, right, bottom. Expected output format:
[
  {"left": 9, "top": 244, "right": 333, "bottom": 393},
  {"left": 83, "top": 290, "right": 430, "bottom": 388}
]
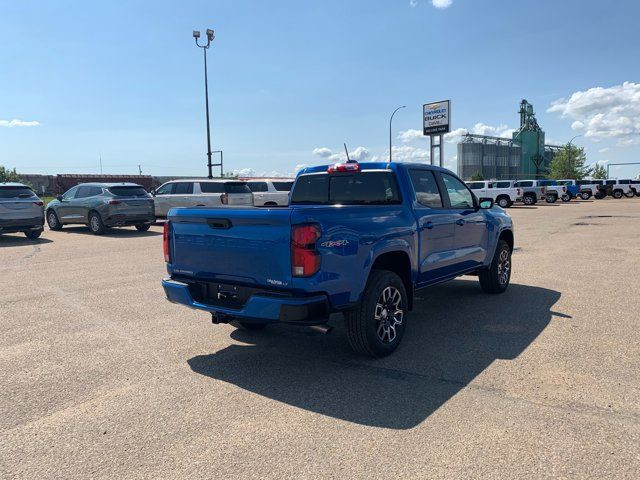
[
  {"left": 598, "top": 147, "right": 609, "bottom": 153},
  {"left": 312, "top": 147, "right": 332, "bottom": 158},
  {"left": 293, "top": 164, "right": 308, "bottom": 173},
  {"left": 312, "top": 146, "right": 370, "bottom": 162},
  {"left": 432, "top": 0, "right": 452, "bottom": 8},
  {"left": 548, "top": 81, "right": 640, "bottom": 145},
  {"left": 0, "top": 119, "right": 40, "bottom": 127},
  {"left": 409, "top": 0, "right": 418, "bottom": 6},
  {"left": 444, "top": 127, "right": 469, "bottom": 143},
  {"left": 390, "top": 145, "right": 430, "bottom": 163},
  {"left": 397, "top": 129, "right": 426, "bottom": 143},
  {"left": 471, "top": 122, "right": 515, "bottom": 138}
]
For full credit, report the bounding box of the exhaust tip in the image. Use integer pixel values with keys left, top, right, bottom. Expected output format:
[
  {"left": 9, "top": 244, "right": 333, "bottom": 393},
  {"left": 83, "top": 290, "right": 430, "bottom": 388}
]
[{"left": 309, "top": 324, "right": 333, "bottom": 335}]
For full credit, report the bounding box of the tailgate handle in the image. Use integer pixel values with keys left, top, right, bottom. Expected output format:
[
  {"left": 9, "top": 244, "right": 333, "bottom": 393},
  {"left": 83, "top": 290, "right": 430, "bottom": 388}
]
[{"left": 207, "top": 218, "right": 232, "bottom": 229}]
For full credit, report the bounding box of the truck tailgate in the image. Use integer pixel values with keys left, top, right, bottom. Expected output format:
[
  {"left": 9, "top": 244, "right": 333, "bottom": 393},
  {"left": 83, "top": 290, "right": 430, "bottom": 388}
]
[{"left": 168, "top": 207, "right": 292, "bottom": 286}]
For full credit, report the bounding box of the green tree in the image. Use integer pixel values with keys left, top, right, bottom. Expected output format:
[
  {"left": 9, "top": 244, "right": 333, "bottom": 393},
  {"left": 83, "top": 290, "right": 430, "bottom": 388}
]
[
  {"left": 591, "top": 163, "right": 607, "bottom": 179},
  {"left": 469, "top": 171, "right": 484, "bottom": 181},
  {"left": 0, "top": 165, "right": 23, "bottom": 183},
  {"left": 549, "top": 144, "right": 591, "bottom": 180}
]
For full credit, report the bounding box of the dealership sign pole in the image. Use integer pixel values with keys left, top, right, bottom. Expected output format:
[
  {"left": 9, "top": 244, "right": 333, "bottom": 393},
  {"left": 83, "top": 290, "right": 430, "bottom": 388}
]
[{"left": 423, "top": 100, "right": 451, "bottom": 167}]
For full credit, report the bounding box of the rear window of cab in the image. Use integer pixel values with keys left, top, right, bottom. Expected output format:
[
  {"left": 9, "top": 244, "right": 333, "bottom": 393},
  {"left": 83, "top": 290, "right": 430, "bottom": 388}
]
[
  {"left": 108, "top": 186, "right": 149, "bottom": 197},
  {"left": 291, "top": 171, "right": 401, "bottom": 205}
]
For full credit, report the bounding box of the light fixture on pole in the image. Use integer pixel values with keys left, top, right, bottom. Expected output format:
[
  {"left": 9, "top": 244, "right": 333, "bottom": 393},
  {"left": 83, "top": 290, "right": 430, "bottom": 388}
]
[
  {"left": 389, "top": 105, "right": 406, "bottom": 163},
  {"left": 194, "top": 28, "right": 222, "bottom": 178}
]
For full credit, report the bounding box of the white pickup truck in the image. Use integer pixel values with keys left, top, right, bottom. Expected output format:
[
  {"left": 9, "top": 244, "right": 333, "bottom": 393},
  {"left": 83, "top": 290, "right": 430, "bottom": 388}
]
[
  {"left": 630, "top": 180, "right": 640, "bottom": 197},
  {"left": 575, "top": 179, "right": 604, "bottom": 200},
  {"left": 536, "top": 180, "right": 570, "bottom": 203},
  {"left": 465, "top": 180, "right": 522, "bottom": 208}
]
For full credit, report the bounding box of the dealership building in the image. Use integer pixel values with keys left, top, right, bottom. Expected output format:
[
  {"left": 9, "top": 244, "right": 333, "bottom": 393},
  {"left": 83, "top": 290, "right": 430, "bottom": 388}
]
[{"left": 457, "top": 99, "right": 562, "bottom": 180}]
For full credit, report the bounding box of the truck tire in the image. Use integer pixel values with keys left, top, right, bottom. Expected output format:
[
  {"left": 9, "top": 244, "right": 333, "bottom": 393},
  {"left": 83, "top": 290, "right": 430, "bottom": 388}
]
[
  {"left": 88, "top": 211, "right": 106, "bottom": 235},
  {"left": 47, "top": 210, "right": 62, "bottom": 231},
  {"left": 523, "top": 194, "right": 535, "bottom": 206},
  {"left": 561, "top": 194, "right": 571, "bottom": 202},
  {"left": 479, "top": 240, "right": 511, "bottom": 294},
  {"left": 613, "top": 190, "right": 623, "bottom": 199},
  {"left": 625, "top": 191, "right": 635, "bottom": 198},
  {"left": 580, "top": 192, "right": 591, "bottom": 200},
  {"left": 344, "top": 270, "right": 407, "bottom": 358},
  {"left": 546, "top": 194, "right": 557, "bottom": 203},
  {"left": 496, "top": 196, "right": 511, "bottom": 208},
  {"left": 135, "top": 224, "right": 151, "bottom": 231}
]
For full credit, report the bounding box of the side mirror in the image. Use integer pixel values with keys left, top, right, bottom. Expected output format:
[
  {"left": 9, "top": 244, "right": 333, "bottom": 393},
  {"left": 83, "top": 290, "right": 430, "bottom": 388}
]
[
  {"left": 479, "top": 197, "right": 494, "bottom": 209},
  {"left": 56, "top": 195, "right": 63, "bottom": 202},
  {"left": 150, "top": 189, "right": 156, "bottom": 196}
]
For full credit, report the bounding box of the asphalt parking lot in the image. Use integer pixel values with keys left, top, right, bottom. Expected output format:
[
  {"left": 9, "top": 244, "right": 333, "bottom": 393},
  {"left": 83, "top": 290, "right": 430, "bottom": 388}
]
[{"left": 1, "top": 199, "right": 639, "bottom": 479}]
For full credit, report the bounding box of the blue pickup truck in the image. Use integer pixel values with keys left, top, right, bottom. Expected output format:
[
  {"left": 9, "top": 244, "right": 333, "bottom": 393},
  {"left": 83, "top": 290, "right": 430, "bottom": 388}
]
[{"left": 162, "top": 162, "right": 514, "bottom": 357}]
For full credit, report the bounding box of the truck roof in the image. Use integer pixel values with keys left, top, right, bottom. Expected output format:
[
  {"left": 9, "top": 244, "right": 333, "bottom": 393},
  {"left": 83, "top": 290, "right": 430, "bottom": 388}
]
[{"left": 298, "top": 162, "right": 452, "bottom": 176}]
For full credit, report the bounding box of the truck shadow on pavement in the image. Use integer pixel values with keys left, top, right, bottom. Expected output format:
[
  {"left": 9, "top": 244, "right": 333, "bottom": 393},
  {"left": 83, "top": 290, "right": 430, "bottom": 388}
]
[{"left": 188, "top": 280, "right": 561, "bottom": 429}]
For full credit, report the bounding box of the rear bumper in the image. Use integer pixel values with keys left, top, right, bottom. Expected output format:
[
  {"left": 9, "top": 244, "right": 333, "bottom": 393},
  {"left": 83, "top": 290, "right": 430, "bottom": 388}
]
[
  {"left": 104, "top": 213, "right": 155, "bottom": 227},
  {"left": 162, "top": 277, "right": 330, "bottom": 325},
  {"left": 0, "top": 217, "right": 44, "bottom": 233}
]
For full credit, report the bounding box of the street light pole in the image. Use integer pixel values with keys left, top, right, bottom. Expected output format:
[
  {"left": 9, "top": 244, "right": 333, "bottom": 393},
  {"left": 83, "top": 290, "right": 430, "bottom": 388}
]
[
  {"left": 194, "top": 29, "right": 216, "bottom": 178},
  {"left": 389, "top": 105, "right": 406, "bottom": 163}
]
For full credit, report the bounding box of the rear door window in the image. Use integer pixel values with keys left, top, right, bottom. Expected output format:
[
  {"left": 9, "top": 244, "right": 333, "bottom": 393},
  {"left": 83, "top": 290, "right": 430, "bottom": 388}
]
[
  {"left": 0, "top": 186, "right": 36, "bottom": 198},
  {"left": 409, "top": 170, "right": 443, "bottom": 208},
  {"left": 515, "top": 181, "right": 533, "bottom": 187},
  {"left": 199, "top": 182, "right": 224, "bottom": 193},
  {"left": 108, "top": 186, "right": 149, "bottom": 197},
  {"left": 224, "top": 182, "right": 251, "bottom": 194},
  {"left": 247, "top": 182, "right": 268, "bottom": 192},
  {"left": 272, "top": 181, "right": 294, "bottom": 191},
  {"left": 173, "top": 182, "right": 194, "bottom": 194},
  {"left": 495, "top": 181, "right": 511, "bottom": 188},
  {"left": 467, "top": 182, "right": 485, "bottom": 190}
]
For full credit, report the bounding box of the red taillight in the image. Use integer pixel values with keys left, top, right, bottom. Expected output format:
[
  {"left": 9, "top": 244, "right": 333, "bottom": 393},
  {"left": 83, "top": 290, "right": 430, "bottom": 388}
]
[
  {"left": 220, "top": 193, "right": 228, "bottom": 205},
  {"left": 108, "top": 200, "right": 121, "bottom": 205},
  {"left": 291, "top": 224, "right": 320, "bottom": 277},
  {"left": 163, "top": 221, "right": 171, "bottom": 263},
  {"left": 541, "top": 187, "right": 545, "bottom": 194},
  {"left": 562, "top": 186, "right": 566, "bottom": 192},
  {"left": 34, "top": 201, "right": 44, "bottom": 206},
  {"left": 517, "top": 188, "right": 521, "bottom": 196},
  {"left": 328, "top": 162, "right": 359, "bottom": 173}
]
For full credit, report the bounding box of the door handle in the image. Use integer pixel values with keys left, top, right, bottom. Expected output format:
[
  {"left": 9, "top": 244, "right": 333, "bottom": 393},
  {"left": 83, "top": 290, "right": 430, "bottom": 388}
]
[
  {"left": 456, "top": 219, "right": 465, "bottom": 226},
  {"left": 422, "top": 221, "right": 434, "bottom": 230}
]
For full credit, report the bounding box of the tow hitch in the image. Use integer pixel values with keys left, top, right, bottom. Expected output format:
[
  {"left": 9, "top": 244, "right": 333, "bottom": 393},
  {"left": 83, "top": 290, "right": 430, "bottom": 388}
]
[{"left": 211, "top": 312, "right": 233, "bottom": 324}]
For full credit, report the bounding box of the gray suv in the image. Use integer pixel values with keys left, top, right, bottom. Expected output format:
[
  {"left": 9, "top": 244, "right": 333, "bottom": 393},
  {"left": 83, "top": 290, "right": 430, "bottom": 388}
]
[
  {"left": 46, "top": 183, "right": 155, "bottom": 235},
  {"left": 0, "top": 182, "right": 45, "bottom": 239}
]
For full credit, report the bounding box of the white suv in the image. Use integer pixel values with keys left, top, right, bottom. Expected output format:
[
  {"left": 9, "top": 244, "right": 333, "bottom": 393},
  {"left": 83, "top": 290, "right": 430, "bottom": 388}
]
[
  {"left": 152, "top": 179, "right": 253, "bottom": 217},
  {"left": 611, "top": 179, "right": 637, "bottom": 199},
  {"left": 245, "top": 179, "right": 294, "bottom": 206}
]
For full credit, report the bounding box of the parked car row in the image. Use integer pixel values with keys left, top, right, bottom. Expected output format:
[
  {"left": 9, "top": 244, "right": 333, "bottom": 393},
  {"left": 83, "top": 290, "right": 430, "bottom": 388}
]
[
  {"left": 466, "top": 178, "right": 640, "bottom": 207},
  {"left": 1, "top": 178, "right": 294, "bottom": 238}
]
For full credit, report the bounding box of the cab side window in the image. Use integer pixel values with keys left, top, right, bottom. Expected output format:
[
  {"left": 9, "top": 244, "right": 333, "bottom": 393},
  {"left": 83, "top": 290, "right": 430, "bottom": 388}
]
[
  {"left": 441, "top": 173, "right": 474, "bottom": 209},
  {"left": 156, "top": 183, "right": 174, "bottom": 195},
  {"left": 408, "top": 170, "right": 443, "bottom": 208}
]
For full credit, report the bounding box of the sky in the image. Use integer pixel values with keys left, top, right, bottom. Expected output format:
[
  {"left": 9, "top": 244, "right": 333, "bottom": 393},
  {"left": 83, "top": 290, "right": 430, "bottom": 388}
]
[{"left": 1, "top": 0, "right": 639, "bottom": 179}]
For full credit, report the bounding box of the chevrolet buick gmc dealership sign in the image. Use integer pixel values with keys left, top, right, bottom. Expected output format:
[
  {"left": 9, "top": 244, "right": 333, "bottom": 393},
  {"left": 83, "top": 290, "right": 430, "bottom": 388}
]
[{"left": 423, "top": 100, "right": 451, "bottom": 135}]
